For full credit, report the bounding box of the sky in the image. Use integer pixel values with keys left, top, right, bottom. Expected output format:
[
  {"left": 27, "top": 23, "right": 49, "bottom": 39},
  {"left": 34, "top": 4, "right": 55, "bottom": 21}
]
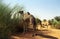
[{"left": 3, "top": 0, "right": 60, "bottom": 20}]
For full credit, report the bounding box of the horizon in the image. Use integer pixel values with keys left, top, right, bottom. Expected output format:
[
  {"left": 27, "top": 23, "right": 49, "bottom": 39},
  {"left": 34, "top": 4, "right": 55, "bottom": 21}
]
[{"left": 3, "top": 0, "right": 60, "bottom": 20}]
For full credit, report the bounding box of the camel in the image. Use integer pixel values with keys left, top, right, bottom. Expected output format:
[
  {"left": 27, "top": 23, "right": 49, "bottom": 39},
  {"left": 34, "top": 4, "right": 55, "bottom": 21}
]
[
  {"left": 23, "top": 12, "right": 36, "bottom": 32},
  {"left": 18, "top": 11, "right": 36, "bottom": 37}
]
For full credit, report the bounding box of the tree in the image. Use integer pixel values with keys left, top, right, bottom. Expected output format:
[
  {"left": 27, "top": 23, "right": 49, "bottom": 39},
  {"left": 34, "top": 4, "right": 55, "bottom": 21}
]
[
  {"left": 35, "top": 18, "right": 42, "bottom": 25},
  {"left": 54, "top": 16, "right": 60, "bottom": 29},
  {"left": 43, "top": 19, "right": 47, "bottom": 22},
  {"left": 54, "top": 16, "right": 60, "bottom": 21},
  {"left": 48, "top": 20, "right": 52, "bottom": 25},
  {"left": 50, "top": 19, "right": 58, "bottom": 28}
]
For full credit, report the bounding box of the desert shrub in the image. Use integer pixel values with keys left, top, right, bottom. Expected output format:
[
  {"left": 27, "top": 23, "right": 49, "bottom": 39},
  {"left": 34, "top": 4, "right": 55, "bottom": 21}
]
[
  {"left": 55, "top": 22, "right": 60, "bottom": 29},
  {"left": 0, "top": 0, "right": 24, "bottom": 39}
]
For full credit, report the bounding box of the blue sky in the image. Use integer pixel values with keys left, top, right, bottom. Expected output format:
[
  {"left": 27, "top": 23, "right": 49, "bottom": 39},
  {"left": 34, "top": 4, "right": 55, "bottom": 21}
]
[{"left": 3, "top": 0, "right": 60, "bottom": 20}]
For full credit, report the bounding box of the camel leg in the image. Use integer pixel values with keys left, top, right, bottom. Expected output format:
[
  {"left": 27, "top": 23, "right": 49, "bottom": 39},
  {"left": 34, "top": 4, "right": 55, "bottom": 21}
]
[{"left": 32, "top": 25, "right": 36, "bottom": 37}]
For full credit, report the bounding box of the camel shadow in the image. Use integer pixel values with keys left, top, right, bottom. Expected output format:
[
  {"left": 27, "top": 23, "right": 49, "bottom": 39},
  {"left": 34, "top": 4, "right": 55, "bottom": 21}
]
[{"left": 36, "top": 34, "right": 58, "bottom": 39}]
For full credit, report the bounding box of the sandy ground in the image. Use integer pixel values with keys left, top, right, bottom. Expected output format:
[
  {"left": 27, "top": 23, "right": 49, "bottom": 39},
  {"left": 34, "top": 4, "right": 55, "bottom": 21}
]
[{"left": 11, "top": 25, "right": 60, "bottom": 39}]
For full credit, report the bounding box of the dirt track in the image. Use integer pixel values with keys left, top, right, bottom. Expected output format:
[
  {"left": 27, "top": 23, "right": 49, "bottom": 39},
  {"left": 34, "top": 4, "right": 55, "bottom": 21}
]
[{"left": 11, "top": 26, "right": 60, "bottom": 39}]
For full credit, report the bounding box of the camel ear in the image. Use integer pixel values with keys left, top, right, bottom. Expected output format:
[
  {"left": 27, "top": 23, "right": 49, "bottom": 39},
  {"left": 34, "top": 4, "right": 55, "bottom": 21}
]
[
  {"left": 27, "top": 12, "right": 30, "bottom": 15},
  {"left": 18, "top": 11, "right": 23, "bottom": 14}
]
